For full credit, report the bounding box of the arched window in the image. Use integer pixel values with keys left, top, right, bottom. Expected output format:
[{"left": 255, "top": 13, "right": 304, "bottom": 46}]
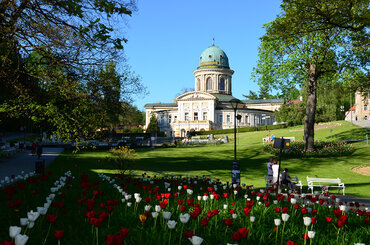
[
  {"left": 196, "top": 78, "right": 200, "bottom": 91},
  {"left": 206, "top": 77, "right": 212, "bottom": 91},
  {"left": 219, "top": 78, "right": 225, "bottom": 91}
]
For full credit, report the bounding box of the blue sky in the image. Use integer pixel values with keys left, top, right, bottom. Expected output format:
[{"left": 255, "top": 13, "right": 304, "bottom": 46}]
[{"left": 123, "top": 0, "right": 282, "bottom": 110}]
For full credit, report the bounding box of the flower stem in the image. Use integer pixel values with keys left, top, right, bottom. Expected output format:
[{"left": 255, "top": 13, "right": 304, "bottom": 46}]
[
  {"left": 42, "top": 223, "right": 51, "bottom": 245},
  {"left": 96, "top": 227, "right": 99, "bottom": 245}
]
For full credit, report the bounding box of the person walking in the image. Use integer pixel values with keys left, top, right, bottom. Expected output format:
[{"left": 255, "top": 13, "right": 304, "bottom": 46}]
[
  {"left": 31, "top": 142, "right": 37, "bottom": 156},
  {"left": 36, "top": 139, "right": 43, "bottom": 159}
]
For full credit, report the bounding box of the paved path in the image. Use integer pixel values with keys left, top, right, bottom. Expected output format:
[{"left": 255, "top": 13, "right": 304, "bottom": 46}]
[
  {"left": 352, "top": 120, "right": 370, "bottom": 130},
  {"left": 0, "top": 148, "right": 64, "bottom": 180}
]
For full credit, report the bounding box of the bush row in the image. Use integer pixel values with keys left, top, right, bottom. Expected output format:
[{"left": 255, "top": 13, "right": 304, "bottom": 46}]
[{"left": 194, "top": 124, "right": 287, "bottom": 136}]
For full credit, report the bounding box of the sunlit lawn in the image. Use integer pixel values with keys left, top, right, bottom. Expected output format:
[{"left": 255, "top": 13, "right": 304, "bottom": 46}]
[{"left": 50, "top": 120, "right": 370, "bottom": 197}]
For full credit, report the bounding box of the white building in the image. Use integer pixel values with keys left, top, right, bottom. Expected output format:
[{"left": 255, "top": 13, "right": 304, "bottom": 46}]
[{"left": 144, "top": 43, "right": 283, "bottom": 137}]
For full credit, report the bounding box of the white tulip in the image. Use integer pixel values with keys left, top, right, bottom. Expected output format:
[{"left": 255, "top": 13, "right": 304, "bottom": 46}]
[
  {"left": 339, "top": 205, "right": 348, "bottom": 212},
  {"left": 151, "top": 212, "right": 159, "bottom": 218},
  {"left": 178, "top": 186, "right": 182, "bottom": 190},
  {"left": 232, "top": 213, "right": 238, "bottom": 219},
  {"left": 202, "top": 196, "right": 208, "bottom": 201},
  {"left": 188, "top": 235, "right": 204, "bottom": 245},
  {"left": 274, "top": 219, "right": 281, "bottom": 226},
  {"left": 127, "top": 202, "right": 132, "bottom": 207},
  {"left": 167, "top": 220, "right": 177, "bottom": 229},
  {"left": 233, "top": 190, "right": 238, "bottom": 195},
  {"left": 223, "top": 204, "right": 228, "bottom": 210},
  {"left": 273, "top": 200, "right": 278, "bottom": 205},
  {"left": 27, "top": 210, "right": 40, "bottom": 222},
  {"left": 197, "top": 196, "right": 202, "bottom": 201},
  {"left": 163, "top": 211, "right": 172, "bottom": 220},
  {"left": 121, "top": 198, "right": 126, "bottom": 203},
  {"left": 210, "top": 194, "right": 215, "bottom": 200},
  {"left": 135, "top": 197, "right": 142, "bottom": 203},
  {"left": 134, "top": 193, "right": 140, "bottom": 199},
  {"left": 303, "top": 217, "right": 312, "bottom": 226},
  {"left": 290, "top": 198, "right": 297, "bottom": 204},
  {"left": 179, "top": 213, "right": 190, "bottom": 224},
  {"left": 144, "top": 205, "right": 151, "bottom": 211},
  {"left": 15, "top": 234, "right": 28, "bottom": 245},
  {"left": 187, "top": 189, "right": 193, "bottom": 195},
  {"left": 250, "top": 216, "right": 255, "bottom": 223},
  {"left": 125, "top": 194, "right": 132, "bottom": 200},
  {"left": 155, "top": 205, "right": 161, "bottom": 212},
  {"left": 20, "top": 218, "right": 28, "bottom": 226},
  {"left": 9, "top": 226, "right": 21, "bottom": 238},
  {"left": 233, "top": 184, "right": 237, "bottom": 188},
  {"left": 282, "top": 213, "right": 290, "bottom": 222},
  {"left": 258, "top": 201, "right": 262, "bottom": 205},
  {"left": 308, "top": 231, "right": 315, "bottom": 239},
  {"left": 244, "top": 194, "right": 248, "bottom": 199},
  {"left": 256, "top": 196, "right": 261, "bottom": 201},
  {"left": 260, "top": 189, "right": 265, "bottom": 193}
]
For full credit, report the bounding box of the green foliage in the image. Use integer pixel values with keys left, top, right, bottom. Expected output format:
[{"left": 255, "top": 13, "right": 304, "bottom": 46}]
[
  {"left": 195, "top": 124, "right": 287, "bottom": 135},
  {"left": 146, "top": 114, "right": 160, "bottom": 135},
  {"left": 107, "top": 146, "right": 137, "bottom": 175},
  {"left": 264, "top": 141, "right": 354, "bottom": 158},
  {"left": 275, "top": 103, "right": 306, "bottom": 126},
  {"left": 253, "top": 0, "right": 369, "bottom": 151}
]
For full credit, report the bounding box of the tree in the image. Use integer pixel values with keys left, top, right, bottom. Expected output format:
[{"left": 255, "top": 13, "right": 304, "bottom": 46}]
[
  {"left": 0, "top": 0, "right": 142, "bottom": 140},
  {"left": 253, "top": 0, "right": 369, "bottom": 151},
  {"left": 146, "top": 114, "right": 160, "bottom": 135}
]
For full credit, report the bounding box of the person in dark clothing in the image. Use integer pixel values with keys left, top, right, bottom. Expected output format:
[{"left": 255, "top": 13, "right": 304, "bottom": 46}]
[
  {"left": 281, "top": 168, "right": 296, "bottom": 191},
  {"left": 36, "top": 139, "right": 43, "bottom": 159}
]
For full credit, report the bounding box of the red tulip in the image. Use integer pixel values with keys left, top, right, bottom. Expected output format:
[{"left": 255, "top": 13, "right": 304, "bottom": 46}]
[
  {"left": 120, "top": 228, "right": 130, "bottom": 239},
  {"left": 238, "top": 227, "right": 249, "bottom": 238},
  {"left": 90, "top": 218, "right": 102, "bottom": 227},
  {"left": 53, "top": 230, "right": 64, "bottom": 240},
  {"left": 325, "top": 217, "right": 333, "bottom": 223},
  {"left": 243, "top": 207, "right": 251, "bottom": 215},
  {"left": 201, "top": 218, "right": 209, "bottom": 226},
  {"left": 274, "top": 207, "right": 281, "bottom": 213},
  {"left": 232, "top": 232, "right": 241, "bottom": 241},
  {"left": 287, "top": 240, "right": 297, "bottom": 245},
  {"left": 265, "top": 202, "right": 270, "bottom": 207},
  {"left": 301, "top": 208, "right": 308, "bottom": 214},
  {"left": 180, "top": 205, "right": 186, "bottom": 212},
  {"left": 47, "top": 214, "right": 58, "bottom": 223},
  {"left": 225, "top": 218, "right": 233, "bottom": 226},
  {"left": 184, "top": 231, "right": 194, "bottom": 240},
  {"left": 311, "top": 217, "right": 317, "bottom": 224}
]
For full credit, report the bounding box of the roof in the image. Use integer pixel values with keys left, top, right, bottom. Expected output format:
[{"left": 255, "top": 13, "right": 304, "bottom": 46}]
[
  {"left": 198, "top": 45, "right": 229, "bottom": 69},
  {"left": 144, "top": 103, "right": 177, "bottom": 108},
  {"left": 242, "top": 99, "right": 284, "bottom": 104},
  {"left": 211, "top": 93, "right": 239, "bottom": 102}
]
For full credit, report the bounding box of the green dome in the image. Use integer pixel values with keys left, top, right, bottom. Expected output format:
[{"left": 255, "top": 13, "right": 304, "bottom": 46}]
[{"left": 198, "top": 45, "right": 230, "bottom": 69}]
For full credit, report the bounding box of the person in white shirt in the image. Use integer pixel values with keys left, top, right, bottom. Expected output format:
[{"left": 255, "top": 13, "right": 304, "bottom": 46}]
[
  {"left": 266, "top": 157, "right": 274, "bottom": 186},
  {"left": 272, "top": 159, "right": 280, "bottom": 186}
]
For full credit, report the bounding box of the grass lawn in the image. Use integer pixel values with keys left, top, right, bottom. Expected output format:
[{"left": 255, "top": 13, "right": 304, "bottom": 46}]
[{"left": 49, "top": 120, "right": 370, "bottom": 197}]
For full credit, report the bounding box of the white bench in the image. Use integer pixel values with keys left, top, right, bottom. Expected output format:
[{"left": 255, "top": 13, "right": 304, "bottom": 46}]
[
  {"left": 307, "top": 177, "right": 345, "bottom": 195},
  {"left": 264, "top": 175, "right": 303, "bottom": 191}
]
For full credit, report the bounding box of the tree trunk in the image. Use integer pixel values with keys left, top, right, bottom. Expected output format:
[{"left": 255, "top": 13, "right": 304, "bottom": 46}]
[{"left": 304, "top": 63, "right": 318, "bottom": 152}]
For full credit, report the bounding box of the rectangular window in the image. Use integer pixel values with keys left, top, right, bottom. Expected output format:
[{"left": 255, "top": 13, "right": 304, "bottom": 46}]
[
  {"left": 203, "top": 112, "right": 207, "bottom": 120},
  {"left": 174, "top": 116, "right": 177, "bottom": 122},
  {"left": 226, "top": 115, "right": 231, "bottom": 123},
  {"left": 168, "top": 115, "right": 172, "bottom": 123},
  {"left": 219, "top": 114, "right": 223, "bottom": 123},
  {"left": 245, "top": 115, "right": 249, "bottom": 123},
  {"left": 185, "top": 112, "right": 189, "bottom": 121},
  {"left": 194, "top": 112, "right": 198, "bottom": 120}
]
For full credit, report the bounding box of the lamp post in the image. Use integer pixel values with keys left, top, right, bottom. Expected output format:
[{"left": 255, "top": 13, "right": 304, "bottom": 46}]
[{"left": 230, "top": 98, "right": 241, "bottom": 186}]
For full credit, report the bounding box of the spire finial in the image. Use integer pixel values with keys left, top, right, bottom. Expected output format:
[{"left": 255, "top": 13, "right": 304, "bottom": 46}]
[{"left": 212, "top": 37, "right": 215, "bottom": 46}]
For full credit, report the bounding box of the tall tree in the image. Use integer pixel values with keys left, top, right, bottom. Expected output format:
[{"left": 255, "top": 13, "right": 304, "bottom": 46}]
[
  {"left": 253, "top": 0, "right": 369, "bottom": 151},
  {"left": 146, "top": 114, "right": 160, "bottom": 135}
]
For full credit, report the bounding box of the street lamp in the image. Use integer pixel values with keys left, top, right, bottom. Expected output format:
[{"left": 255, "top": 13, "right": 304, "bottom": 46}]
[{"left": 230, "top": 98, "right": 241, "bottom": 186}]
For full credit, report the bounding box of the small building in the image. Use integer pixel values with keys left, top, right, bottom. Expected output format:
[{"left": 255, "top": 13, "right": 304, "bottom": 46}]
[
  {"left": 345, "top": 90, "right": 370, "bottom": 121},
  {"left": 144, "top": 43, "right": 284, "bottom": 137}
]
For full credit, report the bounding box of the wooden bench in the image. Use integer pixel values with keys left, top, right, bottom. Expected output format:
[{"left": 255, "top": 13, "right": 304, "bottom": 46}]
[
  {"left": 264, "top": 175, "right": 303, "bottom": 191},
  {"left": 307, "top": 176, "right": 345, "bottom": 195}
]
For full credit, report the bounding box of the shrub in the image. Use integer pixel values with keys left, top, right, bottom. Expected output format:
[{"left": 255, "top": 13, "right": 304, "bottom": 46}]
[
  {"left": 264, "top": 140, "right": 354, "bottom": 158},
  {"left": 106, "top": 146, "right": 138, "bottom": 175}
]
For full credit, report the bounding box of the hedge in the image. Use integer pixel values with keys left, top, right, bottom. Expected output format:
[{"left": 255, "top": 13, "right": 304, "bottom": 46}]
[{"left": 193, "top": 124, "right": 287, "bottom": 135}]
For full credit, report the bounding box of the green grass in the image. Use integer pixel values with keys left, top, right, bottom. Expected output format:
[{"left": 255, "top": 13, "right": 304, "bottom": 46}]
[{"left": 49, "top": 120, "right": 370, "bottom": 197}]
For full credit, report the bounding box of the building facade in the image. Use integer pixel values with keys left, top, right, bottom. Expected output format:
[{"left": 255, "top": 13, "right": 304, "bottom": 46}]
[{"left": 144, "top": 44, "right": 283, "bottom": 137}]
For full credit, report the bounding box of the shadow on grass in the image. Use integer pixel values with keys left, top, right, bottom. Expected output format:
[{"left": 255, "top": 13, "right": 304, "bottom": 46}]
[{"left": 331, "top": 128, "right": 369, "bottom": 141}]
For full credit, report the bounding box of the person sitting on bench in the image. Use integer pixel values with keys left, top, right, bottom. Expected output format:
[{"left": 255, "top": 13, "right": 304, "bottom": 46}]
[{"left": 281, "top": 168, "right": 296, "bottom": 191}]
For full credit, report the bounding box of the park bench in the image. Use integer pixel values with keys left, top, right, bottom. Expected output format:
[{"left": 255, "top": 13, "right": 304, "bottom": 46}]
[
  {"left": 306, "top": 176, "right": 345, "bottom": 195},
  {"left": 264, "top": 175, "right": 303, "bottom": 191}
]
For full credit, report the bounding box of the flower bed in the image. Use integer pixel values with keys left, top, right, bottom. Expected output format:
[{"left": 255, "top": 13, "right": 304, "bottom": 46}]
[
  {"left": 0, "top": 171, "right": 368, "bottom": 245},
  {"left": 264, "top": 141, "right": 354, "bottom": 158}
]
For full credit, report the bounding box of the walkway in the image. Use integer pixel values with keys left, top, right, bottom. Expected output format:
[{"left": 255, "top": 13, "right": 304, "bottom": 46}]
[
  {"left": 0, "top": 148, "right": 64, "bottom": 180},
  {"left": 352, "top": 120, "right": 370, "bottom": 130}
]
